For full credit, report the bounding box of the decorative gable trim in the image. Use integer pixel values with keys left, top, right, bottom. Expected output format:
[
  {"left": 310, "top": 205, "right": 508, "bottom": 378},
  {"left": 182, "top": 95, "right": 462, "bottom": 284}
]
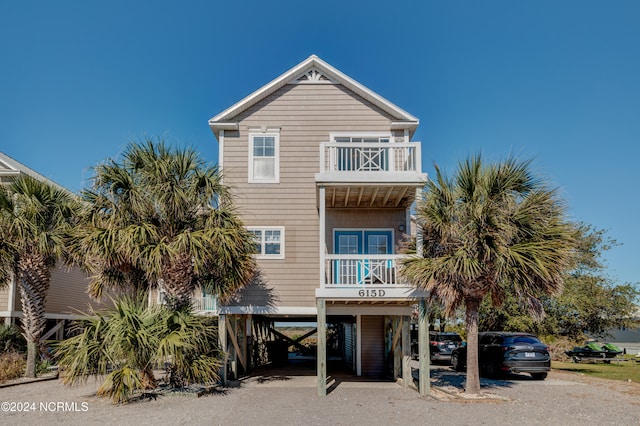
[
  {"left": 290, "top": 67, "right": 337, "bottom": 84},
  {"left": 209, "top": 55, "right": 419, "bottom": 138}
]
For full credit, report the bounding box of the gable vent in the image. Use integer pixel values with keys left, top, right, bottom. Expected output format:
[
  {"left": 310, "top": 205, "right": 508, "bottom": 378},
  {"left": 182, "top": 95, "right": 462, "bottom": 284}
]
[{"left": 292, "top": 67, "right": 336, "bottom": 84}]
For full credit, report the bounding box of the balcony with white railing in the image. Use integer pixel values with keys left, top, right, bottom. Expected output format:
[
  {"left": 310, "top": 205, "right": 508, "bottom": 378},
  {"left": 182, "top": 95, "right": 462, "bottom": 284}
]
[
  {"left": 316, "top": 254, "right": 425, "bottom": 300},
  {"left": 193, "top": 294, "right": 218, "bottom": 313},
  {"left": 325, "top": 254, "right": 404, "bottom": 286},
  {"left": 317, "top": 142, "right": 422, "bottom": 178}
]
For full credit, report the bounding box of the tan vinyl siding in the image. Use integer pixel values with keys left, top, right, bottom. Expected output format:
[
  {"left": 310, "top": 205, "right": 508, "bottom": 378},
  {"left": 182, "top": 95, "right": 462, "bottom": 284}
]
[
  {"left": 45, "top": 266, "right": 106, "bottom": 314},
  {"left": 0, "top": 287, "right": 9, "bottom": 311},
  {"left": 223, "top": 83, "right": 397, "bottom": 309},
  {"left": 361, "top": 315, "right": 384, "bottom": 377}
]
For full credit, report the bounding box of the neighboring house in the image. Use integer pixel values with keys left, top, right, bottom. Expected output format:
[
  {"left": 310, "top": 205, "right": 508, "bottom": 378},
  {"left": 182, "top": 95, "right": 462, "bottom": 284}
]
[
  {"left": 208, "top": 55, "right": 429, "bottom": 395},
  {"left": 0, "top": 152, "right": 104, "bottom": 341}
]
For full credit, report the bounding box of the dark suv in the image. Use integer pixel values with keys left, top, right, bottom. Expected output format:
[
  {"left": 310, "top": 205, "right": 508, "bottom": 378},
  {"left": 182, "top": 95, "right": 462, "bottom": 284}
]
[
  {"left": 411, "top": 331, "right": 462, "bottom": 363},
  {"left": 451, "top": 332, "right": 550, "bottom": 380}
]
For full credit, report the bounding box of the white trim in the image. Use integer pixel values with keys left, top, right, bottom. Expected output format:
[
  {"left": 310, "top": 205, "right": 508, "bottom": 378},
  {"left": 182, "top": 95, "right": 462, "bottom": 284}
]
[
  {"left": 208, "top": 55, "right": 419, "bottom": 130},
  {"left": 319, "top": 186, "right": 326, "bottom": 289},
  {"left": 218, "top": 129, "right": 225, "bottom": 180},
  {"left": 0, "top": 311, "right": 91, "bottom": 320},
  {"left": 217, "top": 306, "right": 317, "bottom": 315},
  {"left": 326, "top": 305, "right": 413, "bottom": 316},
  {"left": 209, "top": 122, "right": 238, "bottom": 131},
  {"left": 248, "top": 131, "right": 280, "bottom": 184},
  {"left": 329, "top": 132, "right": 392, "bottom": 143},
  {"left": 315, "top": 286, "right": 428, "bottom": 299},
  {"left": 0, "top": 151, "right": 70, "bottom": 193},
  {"left": 6, "top": 274, "right": 15, "bottom": 311},
  {"left": 247, "top": 226, "right": 285, "bottom": 259}
]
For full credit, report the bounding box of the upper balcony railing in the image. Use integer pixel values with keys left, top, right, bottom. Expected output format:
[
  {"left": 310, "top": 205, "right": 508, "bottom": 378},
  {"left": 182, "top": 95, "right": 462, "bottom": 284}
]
[{"left": 319, "top": 142, "right": 421, "bottom": 175}]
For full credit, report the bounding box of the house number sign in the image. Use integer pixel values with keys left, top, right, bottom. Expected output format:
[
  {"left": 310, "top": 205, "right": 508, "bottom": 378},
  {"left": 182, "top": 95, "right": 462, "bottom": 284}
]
[{"left": 357, "top": 289, "right": 386, "bottom": 297}]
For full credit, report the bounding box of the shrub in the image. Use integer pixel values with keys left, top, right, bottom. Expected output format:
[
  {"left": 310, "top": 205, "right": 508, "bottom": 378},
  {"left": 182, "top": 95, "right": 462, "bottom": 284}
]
[
  {"left": 54, "top": 295, "right": 222, "bottom": 403},
  {"left": 0, "top": 324, "right": 27, "bottom": 353},
  {"left": 0, "top": 351, "right": 26, "bottom": 382}
]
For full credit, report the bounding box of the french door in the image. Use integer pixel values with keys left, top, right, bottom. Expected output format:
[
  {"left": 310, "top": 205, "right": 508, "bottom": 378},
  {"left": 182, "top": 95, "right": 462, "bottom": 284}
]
[{"left": 334, "top": 230, "right": 392, "bottom": 284}]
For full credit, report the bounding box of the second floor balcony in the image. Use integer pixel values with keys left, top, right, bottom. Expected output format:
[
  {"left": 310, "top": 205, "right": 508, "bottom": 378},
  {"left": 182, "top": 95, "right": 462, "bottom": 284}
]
[
  {"left": 318, "top": 141, "right": 422, "bottom": 176},
  {"left": 316, "top": 142, "right": 426, "bottom": 209}
]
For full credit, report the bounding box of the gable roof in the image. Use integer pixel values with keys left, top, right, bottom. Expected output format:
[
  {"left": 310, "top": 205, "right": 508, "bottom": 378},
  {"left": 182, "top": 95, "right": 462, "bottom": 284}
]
[
  {"left": 0, "top": 151, "right": 69, "bottom": 192},
  {"left": 208, "top": 55, "right": 419, "bottom": 137}
]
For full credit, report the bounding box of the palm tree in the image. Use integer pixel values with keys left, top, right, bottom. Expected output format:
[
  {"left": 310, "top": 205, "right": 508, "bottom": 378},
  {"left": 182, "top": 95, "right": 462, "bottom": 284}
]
[
  {"left": 401, "top": 155, "right": 575, "bottom": 394},
  {"left": 74, "top": 139, "right": 256, "bottom": 310},
  {"left": 54, "top": 294, "right": 221, "bottom": 403},
  {"left": 0, "top": 175, "right": 79, "bottom": 377}
]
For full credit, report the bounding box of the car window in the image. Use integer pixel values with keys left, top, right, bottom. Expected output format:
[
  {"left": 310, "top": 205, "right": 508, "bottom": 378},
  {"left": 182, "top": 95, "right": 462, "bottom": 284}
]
[
  {"left": 479, "top": 335, "right": 493, "bottom": 344},
  {"left": 504, "top": 336, "right": 541, "bottom": 345},
  {"left": 431, "top": 333, "right": 462, "bottom": 342}
]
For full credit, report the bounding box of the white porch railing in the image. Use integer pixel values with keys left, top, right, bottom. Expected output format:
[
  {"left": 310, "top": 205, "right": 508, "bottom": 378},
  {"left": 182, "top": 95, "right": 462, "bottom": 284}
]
[
  {"left": 193, "top": 295, "right": 218, "bottom": 312},
  {"left": 319, "top": 142, "right": 421, "bottom": 174},
  {"left": 324, "top": 254, "right": 407, "bottom": 286}
]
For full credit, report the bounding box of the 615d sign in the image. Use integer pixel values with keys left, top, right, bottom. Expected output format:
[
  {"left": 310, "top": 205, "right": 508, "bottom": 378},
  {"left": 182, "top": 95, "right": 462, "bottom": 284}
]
[{"left": 357, "top": 289, "right": 386, "bottom": 297}]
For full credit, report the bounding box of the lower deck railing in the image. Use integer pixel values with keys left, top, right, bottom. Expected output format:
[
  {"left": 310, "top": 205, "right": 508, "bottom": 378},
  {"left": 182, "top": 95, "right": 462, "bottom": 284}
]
[
  {"left": 324, "top": 254, "right": 407, "bottom": 286},
  {"left": 193, "top": 295, "right": 217, "bottom": 312}
]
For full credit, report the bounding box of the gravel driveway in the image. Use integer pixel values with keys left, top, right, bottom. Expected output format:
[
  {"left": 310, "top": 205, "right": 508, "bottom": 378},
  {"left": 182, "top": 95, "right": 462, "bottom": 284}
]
[{"left": 1, "top": 365, "right": 639, "bottom": 425}]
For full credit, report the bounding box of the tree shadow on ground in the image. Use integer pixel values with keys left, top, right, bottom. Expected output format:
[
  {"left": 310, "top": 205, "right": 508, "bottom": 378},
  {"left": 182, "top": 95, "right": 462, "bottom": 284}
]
[{"left": 415, "top": 366, "right": 533, "bottom": 391}]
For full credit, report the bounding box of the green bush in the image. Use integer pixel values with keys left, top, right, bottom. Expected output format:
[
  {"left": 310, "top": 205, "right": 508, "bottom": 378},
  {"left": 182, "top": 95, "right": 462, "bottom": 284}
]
[
  {"left": 0, "top": 324, "right": 27, "bottom": 353},
  {"left": 0, "top": 351, "right": 26, "bottom": 382}
]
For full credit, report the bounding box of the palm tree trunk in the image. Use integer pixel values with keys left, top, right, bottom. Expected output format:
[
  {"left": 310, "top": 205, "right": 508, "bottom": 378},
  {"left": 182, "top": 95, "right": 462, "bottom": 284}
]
[
  {"left": 162, "top": 254, "right": 195, "bottom": 311},
  {"left": 464, "top": 297, "right": 481, "bottom": 395},
  {"left": 17, "top": 253, "right": 51, "bottom": 378}
]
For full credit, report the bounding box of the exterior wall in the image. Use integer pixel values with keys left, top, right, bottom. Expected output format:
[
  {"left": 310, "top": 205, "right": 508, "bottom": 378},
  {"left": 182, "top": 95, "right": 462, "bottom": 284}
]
[
  {"left": 45, "top": 266, "right": 105, "bottom": 315},
  {"left": 223, "top": 83, "right": 397, "bottom": 309},
  {"left": 360, "top": 315, "right": 385, "bottom": 377},
  {"left": 0, "top": 286, "right": 10, "bottom": 311}
]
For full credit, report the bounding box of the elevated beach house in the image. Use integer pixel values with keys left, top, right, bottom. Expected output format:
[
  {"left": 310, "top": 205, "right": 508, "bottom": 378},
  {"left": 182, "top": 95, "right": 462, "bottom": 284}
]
[{"left": 207, "top": 56, "right": 430, "bottom": 395}]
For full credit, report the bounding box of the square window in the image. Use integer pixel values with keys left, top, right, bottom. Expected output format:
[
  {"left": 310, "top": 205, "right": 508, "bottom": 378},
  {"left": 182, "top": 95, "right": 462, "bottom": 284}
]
[{"left": 247, "top": 227, "right": 285, "bottom": 259}]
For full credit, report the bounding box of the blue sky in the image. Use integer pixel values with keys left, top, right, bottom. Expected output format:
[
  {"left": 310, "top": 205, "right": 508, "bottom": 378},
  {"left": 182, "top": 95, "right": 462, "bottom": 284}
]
[{"left": 1, "top": 1, "right": 639, "bottom": 286}]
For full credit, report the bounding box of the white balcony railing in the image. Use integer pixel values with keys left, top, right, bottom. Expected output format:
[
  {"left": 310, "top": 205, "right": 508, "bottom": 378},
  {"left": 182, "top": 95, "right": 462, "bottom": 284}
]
[
  {"left": 193, "top": 295, "right": 218, "bottom": 312},
  {"left": 324, "top": 254, "right": 407, "bottom": 286},
  {"left": 319, "top": 142, "right": 421, "bottom": 174}
]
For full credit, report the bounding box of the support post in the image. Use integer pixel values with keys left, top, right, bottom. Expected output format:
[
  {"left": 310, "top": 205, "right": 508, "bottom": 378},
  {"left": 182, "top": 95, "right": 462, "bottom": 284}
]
[
  {"left": 218, "top": 314, "right": 227, "bottom": 385},
  {"left": 317, "top": 298, "right": 327, "bottom": 396},
  {"left": 418, "top": 298, "right": 430, "bottom": 396},
  {"left": 402, "top": 315, "right": 411, "bottom": 388},
  {"left": 392, "top": 317, "right": 401, "bottom": 380}
]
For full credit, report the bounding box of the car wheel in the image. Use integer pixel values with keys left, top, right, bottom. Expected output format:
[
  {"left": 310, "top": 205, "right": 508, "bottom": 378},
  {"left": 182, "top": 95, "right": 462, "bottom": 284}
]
[
  {"left": 451, "top": 352, "right": 464, "bottom": 372},
  {"left": 484, "top": 362, "right": 500, "bottom": 378},
  {"left": 530, "top": 372, "right": 547, "bottom": 380}
]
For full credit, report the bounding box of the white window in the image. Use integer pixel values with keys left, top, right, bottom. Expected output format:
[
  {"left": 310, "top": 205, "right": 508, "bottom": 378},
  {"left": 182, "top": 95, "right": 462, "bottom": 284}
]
[
  {"left": 249, "top": 132, "right": 279, "bottom": 183},
  {"left": 334, "top": 136, "right": 390, "bottom": 143},
  {"left": 248, "top": 227, "right": 285, "bottom": 259}
]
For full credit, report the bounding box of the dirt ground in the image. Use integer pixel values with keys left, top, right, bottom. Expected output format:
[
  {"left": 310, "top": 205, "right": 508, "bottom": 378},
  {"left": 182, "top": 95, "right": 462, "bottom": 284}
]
[{"left": 1, "top": 364, "right": 639, "bottom": 425}]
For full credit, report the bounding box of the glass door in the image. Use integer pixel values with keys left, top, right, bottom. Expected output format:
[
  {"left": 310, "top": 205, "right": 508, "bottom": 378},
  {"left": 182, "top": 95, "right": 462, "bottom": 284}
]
[{"left": 334, "top": 230, "right": 392, "bottom": 284}]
